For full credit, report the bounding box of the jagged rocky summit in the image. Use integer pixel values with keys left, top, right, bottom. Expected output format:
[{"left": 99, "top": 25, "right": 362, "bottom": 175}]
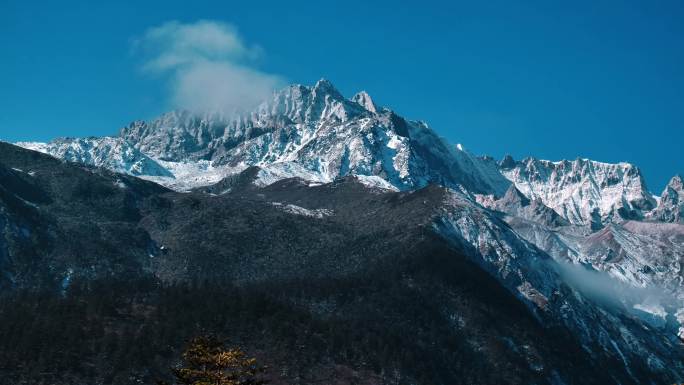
[
  {"left": 18, "top": 79, "right": 676, "bottom": 231},
  {"left": 650, "top": 174, "right": 684, "bottom": 223},
  {"left": 20, "top": 79, "right": 506, "bottom": 195},
  {"left": 497, "top": 155, "right": 656, "bottom": 229}
]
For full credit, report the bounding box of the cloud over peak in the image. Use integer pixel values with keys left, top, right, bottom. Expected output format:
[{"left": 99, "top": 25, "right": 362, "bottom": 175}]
[{"left": 134, "top": 20, "right": 283, "bottom": 113}]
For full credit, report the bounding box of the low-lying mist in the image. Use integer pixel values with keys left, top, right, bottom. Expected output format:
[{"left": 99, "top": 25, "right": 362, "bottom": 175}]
[{"left": 554, "top": 260, "right": 679, "bottom": 327}]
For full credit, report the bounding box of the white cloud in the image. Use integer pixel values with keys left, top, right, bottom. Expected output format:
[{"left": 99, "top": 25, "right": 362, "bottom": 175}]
[{"left": 134, "top": 20, "right": 284, "bottom": 113}]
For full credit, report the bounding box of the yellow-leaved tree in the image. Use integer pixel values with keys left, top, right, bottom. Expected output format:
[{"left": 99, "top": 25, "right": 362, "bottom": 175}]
[{"left": 159, "top": 335, "right": 267, "bottom": 385}]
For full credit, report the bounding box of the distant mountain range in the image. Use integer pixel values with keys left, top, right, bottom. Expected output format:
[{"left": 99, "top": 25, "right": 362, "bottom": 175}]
[{"left": 3, "top": 79, "right": 684, "bottom": 384}]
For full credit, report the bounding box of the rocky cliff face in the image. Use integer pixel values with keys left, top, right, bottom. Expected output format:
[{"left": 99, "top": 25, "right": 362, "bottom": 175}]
[
  {"left": 650, "top": 175, "right": 684, "bottom": 223},
  {"left": 498, "top": 155, "right": 656, "bottom": 228},
  {"left": 480, "top": 184, "right": 569, "bottom": 228}
]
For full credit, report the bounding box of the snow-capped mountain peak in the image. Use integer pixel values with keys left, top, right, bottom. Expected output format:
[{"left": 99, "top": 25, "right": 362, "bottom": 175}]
[
  {"left": 351, "top": 91, "right": 378, "bottom": 113},
  {"left": 312, "top": 77, "right": 338, "bottom": 94},
  {"left": 268, "top": 78, "right": 368, "bottom": 124},
  {"left": 650, "top": 174, "right": 684, "bottom": 223},
  {"left": 17, "top": 80, "right": 511, "bottom": 195},
  {"left": 498, "top": 155, "right": 656, "bottom": 228},
  {"left": 669, "top": 174, "right": 684, "bottom": 191},
  {"left": 10, "top": 80, "right": 669, "bottom": 230}
]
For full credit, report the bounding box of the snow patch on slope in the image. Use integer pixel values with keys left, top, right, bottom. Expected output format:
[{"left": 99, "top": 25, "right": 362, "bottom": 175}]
[
  {"left": 16, "top": 137, "right": 172, "bottom": 178},
  {"left": 270, "top": 202, "right": 333, "bottom": 218}
]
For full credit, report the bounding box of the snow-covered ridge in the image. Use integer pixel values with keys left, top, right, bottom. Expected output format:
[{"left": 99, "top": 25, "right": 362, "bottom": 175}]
[
  {"left": 16, "top": 79, "right": 509, "bottom": 195},
  {"left": 17, "top": 137, "right": 172, "bottom": 178},
  {"left": 270, "top": 202, "right": 333, "bottom": 218},
  {"left": 649, "top": 175, "right": 684, "bottom": 223},
  {"left": 498, "top": 155, "right": 656, "bottom": 227},
  {"left": 8, "top": 79, "right": 676, "bottom": 230}
]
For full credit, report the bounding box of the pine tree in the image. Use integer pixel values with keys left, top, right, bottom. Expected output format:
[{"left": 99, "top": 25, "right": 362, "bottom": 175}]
[{"left": 160, "top": 335, "right": 267, "bottom": 385}]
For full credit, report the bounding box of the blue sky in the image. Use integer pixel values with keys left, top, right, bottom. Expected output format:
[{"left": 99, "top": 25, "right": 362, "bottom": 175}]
[{"left": 1, "top": 0, "right": 682, "bottom": 191}]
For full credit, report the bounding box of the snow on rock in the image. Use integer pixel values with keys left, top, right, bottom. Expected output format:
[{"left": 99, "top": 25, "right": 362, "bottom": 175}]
[
  {"left": 270, "top": 202, "right": 333, "bottom": 218},
  {"left": 498, "top": 155, "right": 656, "bottom": 228},
  {"left": 351, "top": 91, "right": 378, "bottom": 113},
  {"left": 577, "top": 220, "right": 684, "bottom": 289},
  {"left": 16, "top": 80, "right": 512, "bottom": 195},
  {"left": 353, "top": 175, "right": 399, "bottom": 191},
  {"left": 15, "top": 141, "right": 49, "bottom": 153},
  {"left": 432, "top": 189, "right": 683, "bottom": 377},
  {"left": 677, "top": 308, "right": 684, "bottom": 339},
  {"left": 113, "top": 179, "right": 128, "bottom": 189},
  {"left": 633, "top": 302, "right": 668, "bottom": 327},
  {"left": 254, "top": 163, "right": 331, "bottom": 187},
  {"left": 482, "top": 184, "right": 569, "bottom": 228},
  {"left": 140, "top": 159, "right": 237, "bottom": 191},
  {"left": 498, "top": 203, "right": 684, "bottom": 338},
  {"left": 16, "top": 137, "right": 172, "bottom": 177},
  {"left": 433, "top": 190, "right": 556, "bottom": 305},
  {"left": 649, "top": 175, "right": 684, "bottom": 223},
  {"left": 112, "top": 79, "right": 512, "bottom": 194}
]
